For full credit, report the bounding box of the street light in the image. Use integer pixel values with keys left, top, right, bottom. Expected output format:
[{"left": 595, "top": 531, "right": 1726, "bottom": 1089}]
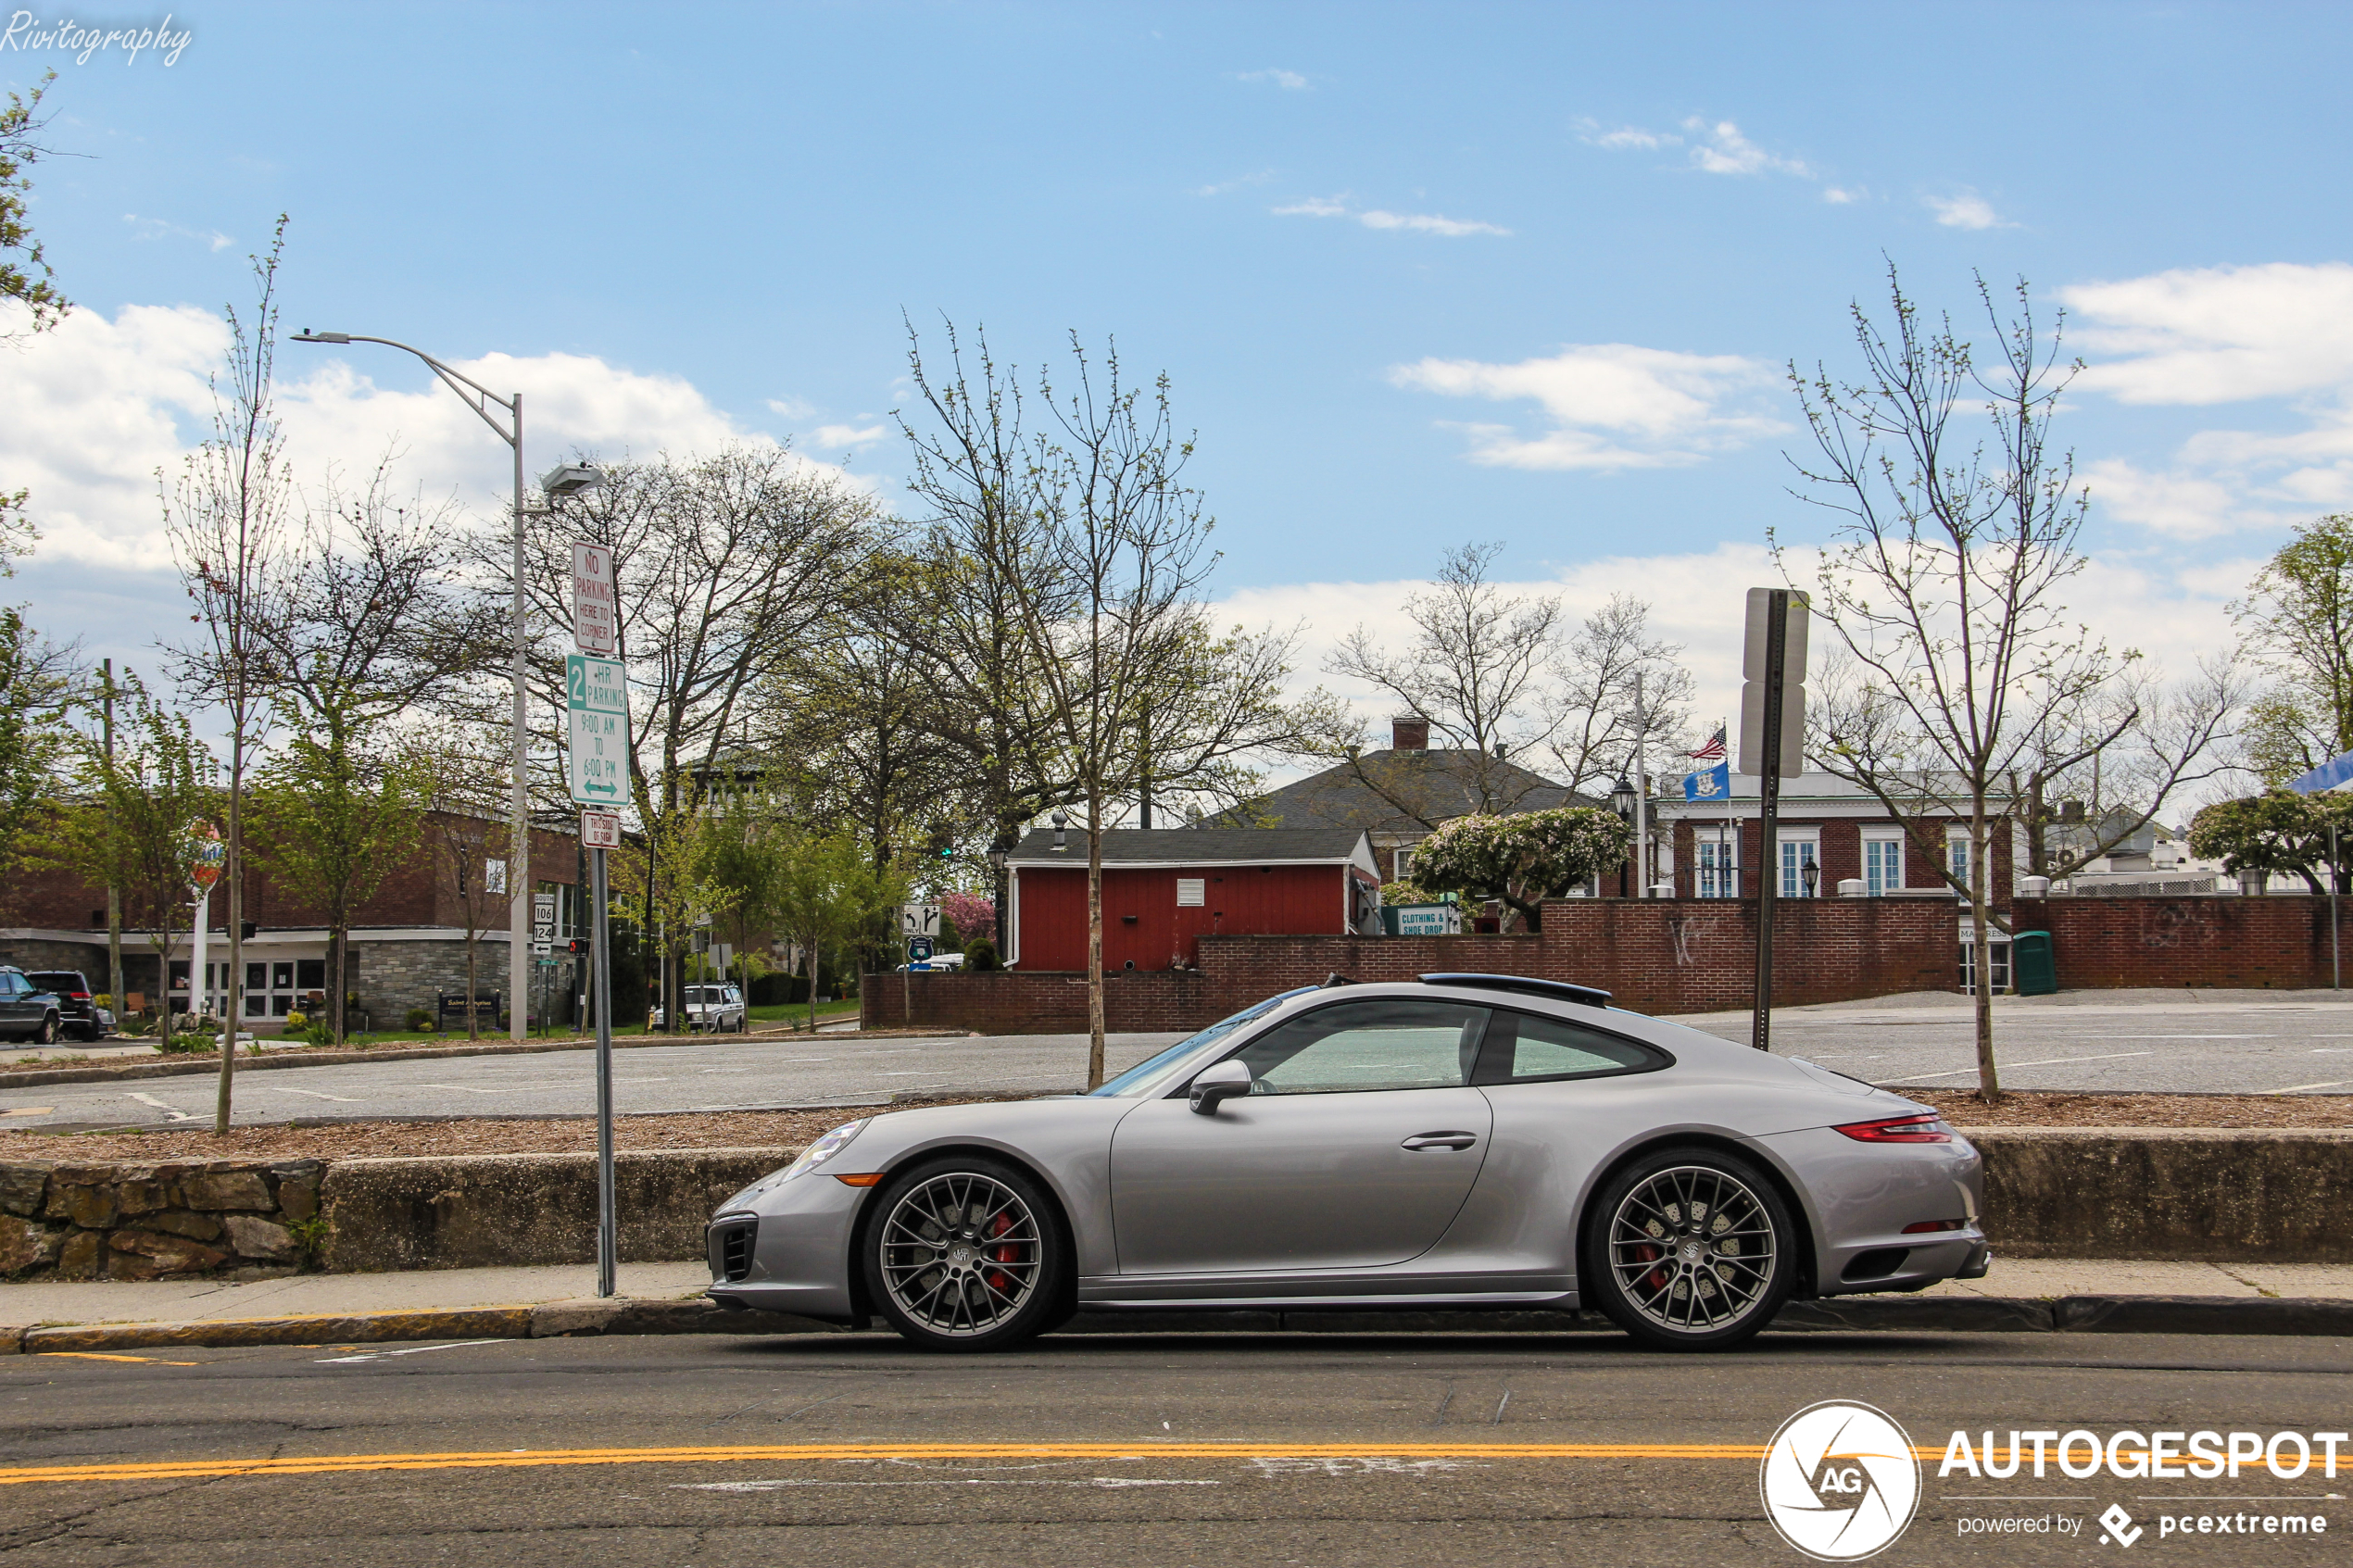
[
  {"left": 293, "top": 328, "right": 536, "bottom": 1044},
  {"left": 1609, "top": 775, "right": 1635, "bottom": 897},
  {"left": 1802, "top": 855, "right": 1820, "bottom": 898}
]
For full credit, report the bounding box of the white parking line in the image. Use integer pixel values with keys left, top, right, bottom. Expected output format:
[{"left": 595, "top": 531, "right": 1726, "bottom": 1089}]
[
  {"left": 125, "top": 1092, "right": 199, "bottom": 1121},
  {"left": 2266, "top": 1080, "right": 2351, "bottom": 1095},
  {"left": 315, "top": 1339, "right": 505, "bottom": 1365},
  {"left": 259, "top": 1087, "right": 361, "bottom": 1102},
  {"left": 1881, "top": 1050, "right": 2154, "bottom": 1083}
]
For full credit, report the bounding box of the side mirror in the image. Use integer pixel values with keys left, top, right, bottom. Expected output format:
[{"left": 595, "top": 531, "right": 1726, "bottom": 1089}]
[{"left": 1188, "top": 1059, "right": 1253, "bottom": 1116}]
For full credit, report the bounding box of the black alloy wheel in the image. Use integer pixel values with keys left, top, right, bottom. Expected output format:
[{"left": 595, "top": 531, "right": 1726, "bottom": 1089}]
[
  {"left": 1582, "top": 1144, "right": 1796, "bottom": 1351},
  {"left": 863, "top": 1155, "right": 1071, "bottom": 1352}
]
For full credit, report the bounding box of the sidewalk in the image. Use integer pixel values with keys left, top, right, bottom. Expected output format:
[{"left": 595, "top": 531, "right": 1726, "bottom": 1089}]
[{"left": 6, "top": 1259, "right": 2351, "bottom": 1336}]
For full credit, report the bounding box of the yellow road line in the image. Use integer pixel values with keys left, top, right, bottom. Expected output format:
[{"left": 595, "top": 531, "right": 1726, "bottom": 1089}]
[
  {"left": 35, "top": 1353, "right": 201, "bottom": 1366},
  {"left": 0, "top": 1440, "right": 1794, "bottom": 1485}
]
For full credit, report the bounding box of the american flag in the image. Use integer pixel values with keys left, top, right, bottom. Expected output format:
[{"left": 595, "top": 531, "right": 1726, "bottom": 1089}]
[{"left": 1691, "top": 725, "right": 1726, "bottom": 763}]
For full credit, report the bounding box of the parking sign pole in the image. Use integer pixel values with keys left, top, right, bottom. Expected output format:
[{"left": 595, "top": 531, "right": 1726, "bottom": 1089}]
[{"left": 592, "top": 840, "right": 616, "bottom": 1298}]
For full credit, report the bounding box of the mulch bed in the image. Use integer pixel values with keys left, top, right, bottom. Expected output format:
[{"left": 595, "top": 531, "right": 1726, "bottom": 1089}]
[{"left": 1920, "top": 1090, "right": 2353, "bottom": 1129}]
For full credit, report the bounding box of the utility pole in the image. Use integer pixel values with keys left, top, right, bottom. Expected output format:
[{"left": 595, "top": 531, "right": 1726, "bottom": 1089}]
[
  {"left": 1741, "top": 587, "right": 1807, "bottom": 1052},
  {"left": 1633, "top": 671, "right": 1650, "bottom": 897},
  {"left": 101, "top": 660, "right": 123, "bottom": 1018}
]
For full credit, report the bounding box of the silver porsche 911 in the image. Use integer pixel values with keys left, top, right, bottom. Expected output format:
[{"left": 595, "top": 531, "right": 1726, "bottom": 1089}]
[{"left": 706, "top": 973, "right": 1989, "bottom": 1352}]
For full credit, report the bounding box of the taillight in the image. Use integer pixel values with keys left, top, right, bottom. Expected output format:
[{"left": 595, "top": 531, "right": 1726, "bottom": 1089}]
[
  {"left": 1834, "top": 1114, "right": 1954, "bottom": 1144},
  {"left": 1902, "top": 1218, "right": 1966, "bottom": 1234},
  {"left": 69, "top": 993, "right": 91, "bottom": 1001}
]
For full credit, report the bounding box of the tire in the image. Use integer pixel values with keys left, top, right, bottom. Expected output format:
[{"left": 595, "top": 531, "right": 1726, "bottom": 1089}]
[
  {"left": 31, "top": 1013, "right": 56, "bottom": 1047},
  {"left": 1581, "top": 1145, "right": 1796, "bottom": 1352},
  {"left": 862, "top": 1155, "right": 1071, "bottom": 1353}
]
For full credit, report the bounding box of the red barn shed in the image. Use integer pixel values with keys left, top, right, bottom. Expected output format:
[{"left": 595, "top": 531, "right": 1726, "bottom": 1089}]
[{"left": 1006, "top": 828, "right": 1382, "bottom": 972}]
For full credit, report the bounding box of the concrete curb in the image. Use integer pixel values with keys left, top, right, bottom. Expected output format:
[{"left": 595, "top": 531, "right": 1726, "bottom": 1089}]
[
  {"left": 0, "top": 1033, "right": 768, "bottom": 1090},
  {"left": 6, "top": 1294, "right": 2350, "bottom": 1352}
]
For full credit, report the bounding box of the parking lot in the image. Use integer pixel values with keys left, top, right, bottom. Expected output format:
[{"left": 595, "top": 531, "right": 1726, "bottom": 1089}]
[{"left": 6, "top": 989, "right": 2352, "bottom": 1133}]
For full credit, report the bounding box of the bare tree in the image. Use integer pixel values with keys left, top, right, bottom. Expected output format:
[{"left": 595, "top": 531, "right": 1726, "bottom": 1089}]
[
  {"left": 163, "top": 217, "right": 295, "bottom": 1130},
  {"left": 1548, "top": 593, "right": 1695, "bottom": 800},
  {"left": 1785, "top": 264, "right": 2120, "bottom": 1104}
]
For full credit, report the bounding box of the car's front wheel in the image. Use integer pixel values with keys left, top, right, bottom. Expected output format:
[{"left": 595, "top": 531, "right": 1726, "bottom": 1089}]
[
  {"left": 863, "top": 1156, "right": 1069, "bottom": 1352},
  {"left": 31, "top": 1013, "right": 56, "bottom": 1047},
  {"left": 1582, "top": 1146, "right": 1796, "bottom": 1351}
]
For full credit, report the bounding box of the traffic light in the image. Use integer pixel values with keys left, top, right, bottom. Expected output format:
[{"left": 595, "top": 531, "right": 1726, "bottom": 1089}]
[
  {"left": 568, "top": 938, "right": 588, "bottom": 956},
  {"left": 928, "top": 827, "right": 954, "bottom": 860}
]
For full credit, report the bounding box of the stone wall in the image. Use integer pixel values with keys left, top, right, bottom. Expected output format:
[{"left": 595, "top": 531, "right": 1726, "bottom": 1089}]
[{"left": 0, "top": 1159, "right": 322, "bottom": 1280}]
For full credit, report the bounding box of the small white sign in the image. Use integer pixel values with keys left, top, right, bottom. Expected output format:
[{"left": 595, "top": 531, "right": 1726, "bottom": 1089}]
[
  {"left": 531, "top": 940, "right": 553, "bottom": 959},
  {"left": 581, "top": 809, "right": 622, "bottom": 850},
  {"left": 571, "top": 543, "right": 617, "bottom": 656},
  {"left": 485, "top": 859, "right": 508, "bottom": 896},
  {"left": 533, "top": 893, "right": 556, "bottom": 922},
  {"left": 1176, "top": 877, "right": 1206, "bottom": 907},
  {"left": 900, "top": 903, "right": 940, "bottom": 938},
  {"left": 1393, "top": 903, "right": 1461, "bottom": 936}
]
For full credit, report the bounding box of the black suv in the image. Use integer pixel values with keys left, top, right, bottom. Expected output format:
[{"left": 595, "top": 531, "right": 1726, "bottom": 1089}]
[
  {"left": 0, "top": 967, "right": 63, "bottom": 1045},
  {"left": 26, "top": 971, "right": 111, "bottom": 1042}
]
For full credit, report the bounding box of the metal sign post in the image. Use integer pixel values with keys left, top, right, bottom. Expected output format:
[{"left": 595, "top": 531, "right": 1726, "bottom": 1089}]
[
  {"left": 590, "top": 833, "right": 616, "bottom": 1298},
  {"left": 1739, "top": 589, "right": 1808, "bottom": 1053}
]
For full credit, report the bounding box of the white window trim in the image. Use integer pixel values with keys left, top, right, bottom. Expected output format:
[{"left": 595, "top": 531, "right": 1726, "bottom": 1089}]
[
  {"left": 1775, "top": 829, "right": 1823, "bottom": 899},
  {"left": 1393, "top": 847, "right": 1416, "bottom": 881},
  {"left": 1861, "top": 829, "right": 1904, "bottom": 897}
]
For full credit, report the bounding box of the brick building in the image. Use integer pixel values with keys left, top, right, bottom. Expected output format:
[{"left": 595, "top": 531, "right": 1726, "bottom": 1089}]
[{"left": 1, "top": 810, "right": 583, "bottom": 1031}]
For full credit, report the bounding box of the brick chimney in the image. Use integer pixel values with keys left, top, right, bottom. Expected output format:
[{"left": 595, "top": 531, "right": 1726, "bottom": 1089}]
[{"left": 1390, "top": 716, "right": 1429, "bottom": 752}]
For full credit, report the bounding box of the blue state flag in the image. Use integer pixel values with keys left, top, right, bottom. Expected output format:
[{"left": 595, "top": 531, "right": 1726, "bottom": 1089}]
[{"left": 1684, "top": 761, "right": 1730, "bottom": 802}]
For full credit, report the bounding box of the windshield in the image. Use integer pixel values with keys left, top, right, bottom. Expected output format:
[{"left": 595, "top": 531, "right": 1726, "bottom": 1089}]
[{"left": 1088, "top": 987, "right": 1317, "bottom": 1098}]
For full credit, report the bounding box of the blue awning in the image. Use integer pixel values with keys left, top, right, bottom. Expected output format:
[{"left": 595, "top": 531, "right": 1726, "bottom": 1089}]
[{"left": 2289, "top": 751, "right": 2353, "bottom": 794}]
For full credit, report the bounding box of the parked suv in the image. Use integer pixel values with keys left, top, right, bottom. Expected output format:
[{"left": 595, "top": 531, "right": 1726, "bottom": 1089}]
[
  {"left": 0, "top": 967, "right": 62, "bottom": 1044},
  {"left": 678, "top": 984, "right": 747, "bottom": 1033},
  {"left": 26, "top": 971, "right": 113, "bottom": 1043}
]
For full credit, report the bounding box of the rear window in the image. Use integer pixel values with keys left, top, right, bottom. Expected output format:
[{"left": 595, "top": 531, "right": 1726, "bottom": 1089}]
[
  {"left": 1475, "top": 1010, "right": 1668, "bottom": 1085},
  {"left": 28, "top": 973, "right": 82, "bottom": 992}
]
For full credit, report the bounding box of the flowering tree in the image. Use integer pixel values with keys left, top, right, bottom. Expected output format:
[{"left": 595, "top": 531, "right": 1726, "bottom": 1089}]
[
  {"left": 939, "top": 888, "right": 995, "bottom": 948},
  {"left": 1409, "top": 807, "right": 1631, "bottom": 932}
]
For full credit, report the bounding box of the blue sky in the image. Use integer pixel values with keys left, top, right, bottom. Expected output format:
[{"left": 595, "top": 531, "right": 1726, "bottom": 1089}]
[{"left": 6, "top": 0, "right": 2350, "bottom": 728}]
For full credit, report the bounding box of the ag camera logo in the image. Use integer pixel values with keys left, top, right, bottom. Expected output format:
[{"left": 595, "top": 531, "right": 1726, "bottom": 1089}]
[{"left": 1761, "top": 1400, "right": 1922, "bottom": 1561}]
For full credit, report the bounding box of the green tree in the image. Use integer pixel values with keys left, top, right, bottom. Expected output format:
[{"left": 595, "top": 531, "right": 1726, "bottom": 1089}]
[
  {"left": 248, "top": 718, "right": 431, "bottom": 1045},
  {"left": 770, "top": 828, "right": 903, "bottom": 1034},
  {"left": 1407, "top": 807, "right": 1632, "bottom": 932},
  {"left": 2233, "top": 514, "right": 2353, "bottom": 784},
  {"left": 1, "top": 70, "right": 66, "bottom": 571},
  {"left": 51, "top": 672, "right": 217, "bottom": 1049},
  {"left": 2184, "top": 791, "right": 2353, "bottom": 894}
]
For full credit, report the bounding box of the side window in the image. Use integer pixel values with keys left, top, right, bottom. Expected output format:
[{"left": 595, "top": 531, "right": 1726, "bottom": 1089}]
[
  {"left": 1478, "top": 1010, "right": 1667, "bottom": 1085},
  {"left": 1229, "top": 999, "right": 1490, "bottom": 1096}
]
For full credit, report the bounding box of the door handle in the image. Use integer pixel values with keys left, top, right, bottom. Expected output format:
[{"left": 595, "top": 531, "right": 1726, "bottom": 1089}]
[{"left": 1402, "top": 1131, "right": 1478, "bottom": 1151}]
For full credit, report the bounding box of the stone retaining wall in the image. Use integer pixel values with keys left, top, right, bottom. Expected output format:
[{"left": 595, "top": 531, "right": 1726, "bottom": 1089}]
[
  {"left": 0, "top": 1159, "right": 322, "bottom": 1280},
  {"left": 5, "top": 1130, "right": 2348, "bottom": 1281}
]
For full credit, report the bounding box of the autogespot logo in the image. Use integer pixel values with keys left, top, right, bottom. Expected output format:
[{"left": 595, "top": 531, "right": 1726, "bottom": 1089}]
[{"left": 1761, "top": 1400, "right": 1922, "bottom": 1561}]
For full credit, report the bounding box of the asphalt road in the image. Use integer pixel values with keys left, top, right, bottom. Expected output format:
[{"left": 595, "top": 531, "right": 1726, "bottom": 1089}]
[
  {"left": 3, "top": 1329, "right": 2347, "bottom": 1564},
  {"left": 10, "top": 995, "right": 2353, "bottom": 1131},
  {"left": 0, "top": 1032, "right": 1190, "bottom": 1131}
]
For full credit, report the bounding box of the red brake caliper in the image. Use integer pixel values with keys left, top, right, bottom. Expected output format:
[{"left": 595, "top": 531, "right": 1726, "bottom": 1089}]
[{"left": 985, "top": 1211, "right": 1016, "bottom": 1292}]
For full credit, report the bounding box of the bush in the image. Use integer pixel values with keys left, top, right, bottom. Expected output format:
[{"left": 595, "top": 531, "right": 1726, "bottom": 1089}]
[
  {"left": 404, "top": 1008, "right": 434, "bottom": 1031},
  {"left": 964, "top": 937, "right": 1000, "bottom": 972},
  {"left": 284, "top": 1010, "right": 308, "bottom": 1030}
]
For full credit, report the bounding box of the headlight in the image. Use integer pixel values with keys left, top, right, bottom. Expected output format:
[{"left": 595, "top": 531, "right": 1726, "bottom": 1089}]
[
  {"left": 783, "top": 1118, "right": 869, "bottom": 1180},
  {"left": 714, "top": 1119, "right": 873, "bottom": 1213}
]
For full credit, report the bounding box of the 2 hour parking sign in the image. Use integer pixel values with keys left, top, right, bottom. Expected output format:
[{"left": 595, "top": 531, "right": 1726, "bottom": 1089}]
[{"left": 566, "top": 653, "right": 628, "bottom": 806}]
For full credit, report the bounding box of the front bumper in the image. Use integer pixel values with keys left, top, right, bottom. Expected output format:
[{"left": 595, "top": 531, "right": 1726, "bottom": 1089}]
[{"left": 701, "top": 1170, "right": 871, "bottom": 1323}]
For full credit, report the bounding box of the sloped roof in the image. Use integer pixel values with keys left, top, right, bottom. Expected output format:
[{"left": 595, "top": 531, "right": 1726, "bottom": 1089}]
[
  {"left": 1218, "top": 747, "right": 1584, "bottom": 837},
  {"left": 1008, "top": 827, "right": 1371, "bottom": 867}
]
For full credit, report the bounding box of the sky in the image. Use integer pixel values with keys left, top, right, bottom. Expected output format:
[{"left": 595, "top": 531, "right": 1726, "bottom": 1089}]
[{"left": 4, "top": 0, "right": 2348, "bottom": 762}]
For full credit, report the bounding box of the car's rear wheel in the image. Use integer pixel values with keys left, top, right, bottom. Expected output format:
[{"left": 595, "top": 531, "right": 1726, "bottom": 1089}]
[
  {"left": 864, "top": 1157, "right": 1069, "bottom": 1352},
  {"left": 1582, "top": 1146, "right": 1795, "bottom": 1351}
]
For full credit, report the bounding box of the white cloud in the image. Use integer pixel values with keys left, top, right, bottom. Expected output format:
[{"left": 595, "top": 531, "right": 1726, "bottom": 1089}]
[
  {"left": 0, "top": 299, "right": 859, "bottom": 571},
  {"left": 1238, "top": 68, "right": 1309, "bottom": 90},
  {"left": 1820, "top": 185, "right": 1865, "bottom": 205},
  {"left": 1273, "top": 194, "right": 1509, "bottom": 237},
  {"left": 1574, "top": 119, "right": 1680, "bottom": 152},
  {"left": 121, "top": 213, "right": 233, "bottom": 251},
  {"left": 765, "top": 395, "right": 819, "bottom": 420},
  {"left": 1357, "top": 209, "right": 1510, "bottom": 237},
  {"left": 1388, "top": 344, "right": 1782, "bottom": 470},
  {"left": 1924, "top": 190, "right": 2013, "bottom": 230},
  {"left": 812, "top": 422, "right": 887, "bottom": 448},
  {"left": 2063, "top": 262, "right": 2353, "bottom": 536},
  {"left": 1220, "top": 540, "right": 2240, "bottom": 771},
  {"left": 1680, "top": 119, "right": 1811, "bottom": 178},
  {"left": 2065, "top": 261, "right": 2353, "bottom": 405},
  {"left": 1192, "top": 169, "right": 1275, "bottom": 197}
]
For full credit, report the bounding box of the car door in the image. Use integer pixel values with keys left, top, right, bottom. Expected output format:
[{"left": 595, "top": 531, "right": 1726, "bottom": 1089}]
[
  {"left": 1109, "top": 997, "right": 1494, "bottom": 1275},
  {"left": 0, "top": 972, "right": 31, "bottom": 1032}
]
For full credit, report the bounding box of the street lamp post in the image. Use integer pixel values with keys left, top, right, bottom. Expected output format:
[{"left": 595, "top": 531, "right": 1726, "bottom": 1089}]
[
  {"left": 292, "top": 331, "right": 534, "bottom": 1044},
  {"left": 1609, "top": 774, "right": 1636, "bottom": 898}
]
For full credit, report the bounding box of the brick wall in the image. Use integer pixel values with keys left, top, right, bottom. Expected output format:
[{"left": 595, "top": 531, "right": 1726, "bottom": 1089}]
[
  {"left": 2015, "top": 895, "right": 2345, "bottom": 990},
  {"left": 863, "top": 896, "right": 1961, "bottom": 1032}
]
